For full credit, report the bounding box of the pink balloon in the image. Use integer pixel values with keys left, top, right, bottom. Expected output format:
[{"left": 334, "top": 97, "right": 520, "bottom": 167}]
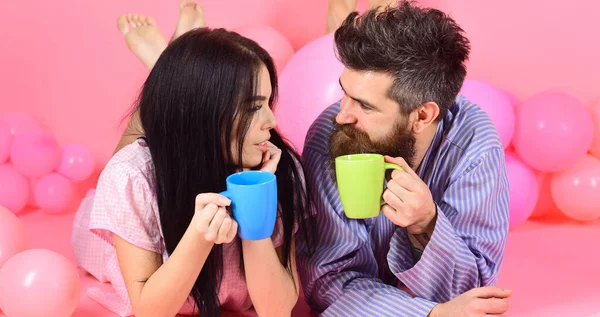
[
  {"left": 34, "top": 173, "right": 75, "bottom": 214},
  {"left": 0, "top": 112, "right": 40, "bottom": 137},
  {"left": 0, "top": 121, "right": 10, "bottom": 163},
  {"left": 234, "top": 25, "right": 295, "bottom": 75},
  {"left": 0, "top": 164, "right": 30, "bottom": 214},
  {"left": 27, "top": 177, "right": 39, "bottom": 208},
  {"left": 589, "top": 103, "right": 600, "bottom": 158},
  {"left": 276, "top": 34, "right": 344, "bottom": 152},
  {"left": 58, "top": 144, "right": 95, "bottom": 182},
  {"left": 513, "top": 91, "right": 594, "bottom": 172},
  {"left": 0, "top": 249, "right": 81, "bottom": 317},
  {"left": 504, "top": 90, "right": 521, "bottom": 109},
  {"left": 505, "top": 152, "right": 539, "bottom": 229},
  {"left": 0, "top": 205, "right": 29, "bottom": 268},
  {"left": 551, "top": 154, "right": 600, "bottom": 221},
  {"left": 459, "top": 79, "right": 515, "bottom": 149},
  {"left": 10, "top": 130, "right": 61, "bottom": 178},
  {"left": 529, "top": 171, "right": 560, "bottom": 219}
]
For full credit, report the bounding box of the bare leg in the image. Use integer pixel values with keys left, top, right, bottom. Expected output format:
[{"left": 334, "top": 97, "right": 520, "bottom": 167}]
[
  {"left": 113, "top": 109, "right": 144, "bottom": 155},
  {"left": 115, "top": 14, "right": 167, "bottom": 153},
  {"left": 326, "top": 0, "right": 357, "bottom": 34},
  {"left": 171, "top": 0, "right": 206, "bottom": 41},
  {"left": 114, "top": 1, "right": 206, "bottom": 154}
]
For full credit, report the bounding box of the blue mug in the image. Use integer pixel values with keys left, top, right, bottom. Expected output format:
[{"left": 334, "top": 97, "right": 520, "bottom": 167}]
[{"left": 220, "top": 170, "right": 278, "bottom": 240}]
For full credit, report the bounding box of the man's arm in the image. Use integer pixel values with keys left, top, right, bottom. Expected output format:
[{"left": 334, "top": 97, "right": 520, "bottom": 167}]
[
  {"left": 387, "top": 148, "right": 510, "bottom": 301},
  {"left": 295, "top": 147, "right": 437, "bottom": 317}
]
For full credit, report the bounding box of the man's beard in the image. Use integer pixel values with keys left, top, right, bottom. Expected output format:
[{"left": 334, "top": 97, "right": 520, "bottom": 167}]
[{"left": 328, "top": 115, "right": 416, "bottom": 175}]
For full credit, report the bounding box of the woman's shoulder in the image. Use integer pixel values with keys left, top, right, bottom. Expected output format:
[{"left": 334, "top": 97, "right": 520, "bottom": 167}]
[
  {"left": 88, "top": 138, "right": 164, "bottom": 256},
  {"left": 97, "top": 138, "right": 155, "bottom": 192}
]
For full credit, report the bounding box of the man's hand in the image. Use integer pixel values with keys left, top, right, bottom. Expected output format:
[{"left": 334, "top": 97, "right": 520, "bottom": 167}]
[
  {"left": 381, "top": 155, "right": 437, "bottom": 235},
  {"left": 429, "top": 286, "right": 512, "bottom": 317}
]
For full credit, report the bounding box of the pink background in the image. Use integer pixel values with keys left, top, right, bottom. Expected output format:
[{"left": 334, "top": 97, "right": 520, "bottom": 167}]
[
  {"left": 1, "top": 1, "right": 599, "bottom": 316},
  {"left": 1, "top": 0, "right": 598, "bottom": 170}
]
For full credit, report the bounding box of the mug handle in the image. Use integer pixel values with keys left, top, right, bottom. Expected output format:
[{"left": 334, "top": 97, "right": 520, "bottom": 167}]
[
  {"left": 380, "top": 163, "right": 404, "bottom": 206},
  {"left": 220, "top": 190, "right": 232, "bottom": 200},
  {"left": 218, "top": 190, "right": 236, "bottom": 218}
]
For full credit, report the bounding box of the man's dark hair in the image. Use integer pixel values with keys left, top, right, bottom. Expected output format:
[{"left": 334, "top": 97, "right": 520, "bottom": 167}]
[{"left": 335, "top": 1, "right": 471, "bottom": 120}]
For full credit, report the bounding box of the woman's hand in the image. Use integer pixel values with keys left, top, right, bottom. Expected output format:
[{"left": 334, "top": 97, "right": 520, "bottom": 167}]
[
  {"left": 260, "top": 141, "right": 282, "bottom": 174},
  {"left": 193, "top": 193, "right": 238, "bottom": 244}
]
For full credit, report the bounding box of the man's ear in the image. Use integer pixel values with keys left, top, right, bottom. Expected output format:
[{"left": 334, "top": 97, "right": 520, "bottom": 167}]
[{"left": 411, "top": 102, "right": 439, "bottom": 134}]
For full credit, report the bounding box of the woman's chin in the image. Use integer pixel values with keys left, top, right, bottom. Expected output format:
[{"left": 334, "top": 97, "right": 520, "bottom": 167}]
[{"left": 241, "top": 160, "right": 263, "bottom": 171}]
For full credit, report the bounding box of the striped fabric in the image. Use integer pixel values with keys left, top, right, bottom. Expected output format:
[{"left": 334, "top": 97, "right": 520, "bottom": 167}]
[{"left": 296, "top": 95, "right": 510, "bottom": 317}]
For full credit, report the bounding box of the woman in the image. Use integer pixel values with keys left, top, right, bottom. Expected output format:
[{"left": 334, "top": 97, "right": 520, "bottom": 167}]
[{"left": 72, "top": 27, "right": 315, "bottom": 317}]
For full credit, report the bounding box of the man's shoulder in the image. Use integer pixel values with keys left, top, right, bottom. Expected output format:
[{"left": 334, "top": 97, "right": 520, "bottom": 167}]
[
  {"left": 303, "top": 102, "right": 341, "bottom": 154},
  {"left": 446, "top": 96, "right": 504, "bottom": 154}
]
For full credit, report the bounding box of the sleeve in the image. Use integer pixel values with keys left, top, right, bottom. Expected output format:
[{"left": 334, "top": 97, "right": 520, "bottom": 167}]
[
  {"left": 387, "top": 148, "right": 510, "bottom": 302},
  {"left": 295, "top": 146, "right": 437, "bottom": 317},
  {"left": 89, "top": 162, "right": 164, "bottom": 255}
]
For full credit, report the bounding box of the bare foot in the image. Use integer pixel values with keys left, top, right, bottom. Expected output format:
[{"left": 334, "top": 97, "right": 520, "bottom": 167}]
[
  {"left": 117, "top": 14, "right": 167, "bottom": 70},
  {"left": 172, "top": 0, "right": 205, "bottom": 41},
  {"left": 368, "top": 0, "right": 397, "bottom": 10},
  {"left": 326, "top": 0, "right": 357, "bottom": 34}
]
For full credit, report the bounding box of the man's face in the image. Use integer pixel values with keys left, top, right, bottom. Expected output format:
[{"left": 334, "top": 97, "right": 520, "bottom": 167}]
[{"left": 329, "top": 68, "right": 416, "bottom": 168}]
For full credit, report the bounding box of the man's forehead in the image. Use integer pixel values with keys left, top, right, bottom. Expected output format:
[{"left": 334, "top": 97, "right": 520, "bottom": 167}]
[{"left": 340, "top": 69, "right": 394, "bottom": 99}]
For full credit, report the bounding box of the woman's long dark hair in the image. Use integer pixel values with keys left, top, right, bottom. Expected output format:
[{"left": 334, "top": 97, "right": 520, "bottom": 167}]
[{"left": 135, "top": 28, "right": 316, "bottom": 316}]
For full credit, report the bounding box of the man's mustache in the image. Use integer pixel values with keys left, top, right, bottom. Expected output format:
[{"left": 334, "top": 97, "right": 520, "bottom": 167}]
[{"left": 335, "top": 123, "right": 370, "bottom": 142}]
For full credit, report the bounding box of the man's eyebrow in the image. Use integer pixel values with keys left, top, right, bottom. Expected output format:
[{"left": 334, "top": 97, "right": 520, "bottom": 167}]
[{"left": 338, "top": 78, "right": 377, "bottom": 109}]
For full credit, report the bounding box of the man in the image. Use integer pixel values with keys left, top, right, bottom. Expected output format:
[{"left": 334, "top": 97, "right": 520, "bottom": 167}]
[{"left": 296, "top": 2, "right": 511, "bottom": 316}]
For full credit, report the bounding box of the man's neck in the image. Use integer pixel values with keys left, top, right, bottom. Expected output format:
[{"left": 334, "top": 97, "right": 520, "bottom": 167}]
[{"left": 412, "top": 121, "right": 439, "bottom": 172}]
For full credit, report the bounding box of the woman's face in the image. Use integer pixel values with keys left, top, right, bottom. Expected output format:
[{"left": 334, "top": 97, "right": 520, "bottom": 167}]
[{"left": 231, "top": 64, "right": 277, "bottom": 169}]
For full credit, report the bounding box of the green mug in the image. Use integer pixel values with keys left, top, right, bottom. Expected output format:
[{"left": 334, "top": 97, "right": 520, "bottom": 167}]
[{"left": 335, "top": 153, "right": 404, "bottom": 219}]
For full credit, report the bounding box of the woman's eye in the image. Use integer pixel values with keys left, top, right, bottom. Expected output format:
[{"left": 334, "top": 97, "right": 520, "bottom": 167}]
[{"left": 250, "top": 104, "right": 263, "bottom": 112}]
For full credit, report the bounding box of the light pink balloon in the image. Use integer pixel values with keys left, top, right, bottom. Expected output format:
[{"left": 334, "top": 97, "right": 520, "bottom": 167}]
[
  {"left": 58, "top": 144, "right": 95, "bottom": 182},
  {"left": 504, "top": 90, "right": 521, "bottom": 109},
  {"left": 27, "top": 177, "right": 39, "bottom": 208},
  {"left": 0, "top": 112, "right": 40, "bottom": 137},
  {"left": 234, "top": 25, "right": 295, "bottom": 75},
  {"left": 589, "top": 103, "right": 600, "bottom": 158},
  {"left": 0, "top": 205, "right": 29, "bottom": 268},
  {"left": 276, "top": 34, "right": 344, "bottom": 152},
  {"left": 10, "top": 130, "right": 61, "bottom": 178},
  {"left": 513, "top": 91, "right": 594, "bottom": 172},
  {"left": 505, "top": 152, "right": 539, "bottom": 228},
  {"left": 0, "top": 164, "right": 30, "bottom": 214},
  {"left": 34, "top": 173, "right": 75, "bottom": 214},
  {"left": 0, "top": 249, "right": 81, "bottom": 317},
  {"left": 529, "top": 171, "right": 560, "bottom": 219},
  {"left": 551, "top": 154, "right": 600, "bottom": 221},
  {"left": 459, "top": 79, "right": 515, "bottom": 148},
  {"left": 0, "top": 121, "right": 10, "bottom": 163}
]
